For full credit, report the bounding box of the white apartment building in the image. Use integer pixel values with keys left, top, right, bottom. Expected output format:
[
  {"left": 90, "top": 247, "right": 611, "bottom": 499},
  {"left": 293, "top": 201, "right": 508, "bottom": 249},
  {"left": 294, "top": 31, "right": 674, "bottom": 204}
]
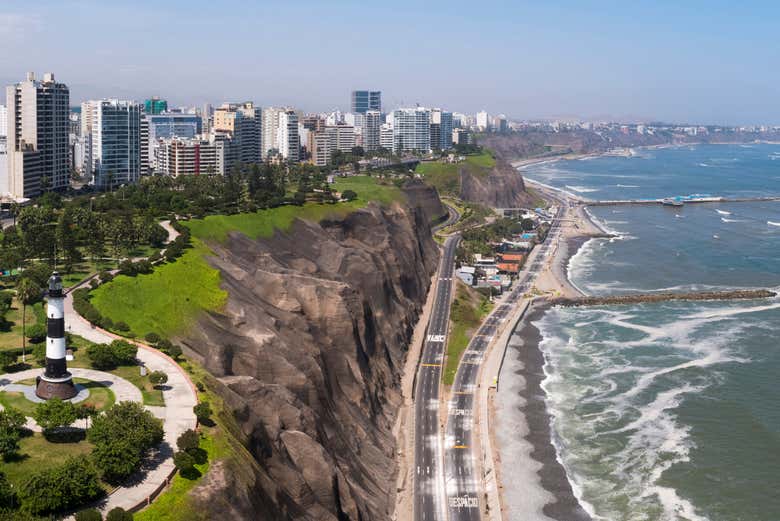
[
  {"left": 0, "top": 105, "right": 6, "bottom": 138},
  {"left": 88, "top": 99, "right": 141, "bottom": 189},
  {"left": 155, "top": 136, "right": 228, "bottom": 177},
  {"left": 380, "top": 124, "right": 394, "bottom": 150},
  {"left": 364, "top": 110, "right": 381, "bottom": 151},
  {"left": 262, "top": 107, "right": 282, "bottom": 159},
  {"left": 476, "top": 110, "right": 490, "bottom": 131},
  {"left": 6, "top": 72, "right": 70, "bottom": 198},
  {"left": 309, "top": 125, "right": 356, "bottom": 166},
  {"left": 393, "top": 108, "right": 431, "bottom": 153},
  {"left": 277, "top": 110, "right": 300, "bottom": 162}
]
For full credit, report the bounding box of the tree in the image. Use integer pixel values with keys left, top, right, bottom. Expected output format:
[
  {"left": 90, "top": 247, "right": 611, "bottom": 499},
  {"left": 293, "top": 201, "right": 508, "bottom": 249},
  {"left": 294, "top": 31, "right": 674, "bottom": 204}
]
[
  {"left": 0, "top": 291, "right": 12, "bottom": 327},
  {"left": 176, "top": 429, "right": 200, "bottom": 453},
  {"left": 25, "top": 322, "right": 47, "bottom": 343},
  {"left": 88, "top": 402, "right": 164, "bottom": 483},
  {"left": 106, "top": 507, "right": 133, "bottom": 521},
  {"left": 110, "top": 340, "right": 137, "bottom": 365},
  {"left": 0, "top": 351, "right": 16, "bottom": 372},
  {"left": 173, "top": 450, "right": 196, "bottom": 477},
  {"left": 0, "top": 428, "right": 20, "bottom": 461},
  {"left": 16, "top": 277, "right": 41, "bottom": 363},
  {"left": 17, "top": 458, "right": 103, "bottom": 515},
  {"left": 33, "top": 398, "right": 77, "bottom": 435},
  {"left": 0, "top": 472, "right": 16, "bottom": 510},
  {"left": 164, "top": 343, "right": 182, "bottom": 360},
  {"left": 341, "top": 189, "right": 358, "bottom": 202},
  {"left": 86, "top": 343, "right": 116, "bottom": 370},
  {"left": 148, "top": 371, "right": 168, "bottom": 388},
  {"left": 75, "top": 509, "right": 103, "bottom": 521},
  {"left": 193, "top": 402, "right": 212, "bottom": 423},
  {"left": 521, "top": 218, "right": 536, "bottom": 232}
]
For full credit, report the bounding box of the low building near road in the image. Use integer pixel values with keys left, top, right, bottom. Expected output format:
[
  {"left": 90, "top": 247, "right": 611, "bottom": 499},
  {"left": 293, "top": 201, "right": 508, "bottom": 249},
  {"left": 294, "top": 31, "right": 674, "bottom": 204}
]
[{"left": 456, "top": 266, "right": 476, "bottom": 285}]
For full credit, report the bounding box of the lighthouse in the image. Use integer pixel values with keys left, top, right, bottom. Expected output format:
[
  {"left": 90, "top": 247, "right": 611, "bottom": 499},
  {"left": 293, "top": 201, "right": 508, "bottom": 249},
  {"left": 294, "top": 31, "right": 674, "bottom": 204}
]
[{"left": 35, "top": 272, "right": 77, "bottom": 400}]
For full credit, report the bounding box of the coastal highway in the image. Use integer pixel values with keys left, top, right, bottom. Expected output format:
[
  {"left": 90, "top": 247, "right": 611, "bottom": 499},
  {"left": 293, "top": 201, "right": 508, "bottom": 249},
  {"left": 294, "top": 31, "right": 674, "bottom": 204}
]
[
  {"left": 414, "top": 232, "right": 460, "bottom": 521},
  {"left": 444, "top": 207, "right": 564, "bottom": 521}
]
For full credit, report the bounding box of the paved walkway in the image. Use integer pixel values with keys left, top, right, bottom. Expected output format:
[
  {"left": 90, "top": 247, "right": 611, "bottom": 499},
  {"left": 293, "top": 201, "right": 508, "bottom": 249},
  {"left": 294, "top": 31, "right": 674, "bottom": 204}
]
[
  {"left": 61, "top": 283, "right": 199, "bottom": 514},
  {"left": 0, "top": 368, "right": 142, "bottom": 432}
]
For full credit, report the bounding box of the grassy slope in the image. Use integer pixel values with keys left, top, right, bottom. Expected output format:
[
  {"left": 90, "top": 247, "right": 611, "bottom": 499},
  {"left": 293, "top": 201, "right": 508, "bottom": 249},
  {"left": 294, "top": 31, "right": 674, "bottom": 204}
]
[
  {"left": 416, "top": 151, "right": 496, "bottom": 196},
  {"left": 91, "top": 177, "right": 403, "bottom": 338},
  {"left": 443, "top": 281, "right": 492, "bottom": 385},
  {"left": 2, "top": 432, "right": 95, "bottom": 488}
]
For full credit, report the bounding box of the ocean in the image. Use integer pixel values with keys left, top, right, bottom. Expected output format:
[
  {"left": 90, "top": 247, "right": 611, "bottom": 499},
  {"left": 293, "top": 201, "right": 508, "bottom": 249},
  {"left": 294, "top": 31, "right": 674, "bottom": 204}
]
[{"left": 521, "top": 144, "right": 780, "bottom": 521}]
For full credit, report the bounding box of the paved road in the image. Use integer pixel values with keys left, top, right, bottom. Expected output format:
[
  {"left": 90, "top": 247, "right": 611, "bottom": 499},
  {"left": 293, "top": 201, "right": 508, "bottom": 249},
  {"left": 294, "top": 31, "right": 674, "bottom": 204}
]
[
  {"left": 444, "top": 206, "right": 564, "bottom": 521},
  {"left": 414, "top": 233, "right": 460, "bottom": 521}
]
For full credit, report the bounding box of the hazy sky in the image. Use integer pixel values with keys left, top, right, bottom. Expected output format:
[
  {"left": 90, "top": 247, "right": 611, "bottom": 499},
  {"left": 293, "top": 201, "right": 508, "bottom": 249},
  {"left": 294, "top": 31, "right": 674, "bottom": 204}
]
[{"left": 2, "top": 0, "right": 779, "bottom": 125}]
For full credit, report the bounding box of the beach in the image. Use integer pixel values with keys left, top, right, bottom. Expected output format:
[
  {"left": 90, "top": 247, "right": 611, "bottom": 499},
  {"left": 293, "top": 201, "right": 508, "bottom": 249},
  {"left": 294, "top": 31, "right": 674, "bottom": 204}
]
[{"left": 488, "top": 178, "right": 608, "bottom": 520}]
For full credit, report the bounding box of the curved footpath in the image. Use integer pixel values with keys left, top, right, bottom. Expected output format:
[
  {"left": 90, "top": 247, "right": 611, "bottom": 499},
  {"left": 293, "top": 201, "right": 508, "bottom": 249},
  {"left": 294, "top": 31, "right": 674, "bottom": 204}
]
[{"left": 62, "top": 279, "right": 199, "bottom": 515}]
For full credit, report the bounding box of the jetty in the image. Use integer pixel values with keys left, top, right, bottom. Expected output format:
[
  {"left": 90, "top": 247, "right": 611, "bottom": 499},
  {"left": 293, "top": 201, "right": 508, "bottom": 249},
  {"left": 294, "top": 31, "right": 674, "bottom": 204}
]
[{"left": 551, "top": 289, "right": 776, "bottom": 307}]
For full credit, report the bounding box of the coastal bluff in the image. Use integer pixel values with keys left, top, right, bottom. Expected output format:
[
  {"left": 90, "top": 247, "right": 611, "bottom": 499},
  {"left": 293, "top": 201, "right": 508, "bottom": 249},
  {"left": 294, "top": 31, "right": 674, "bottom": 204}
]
[{"left": 550, "top": 289, "right": 777, "bottom": 307}]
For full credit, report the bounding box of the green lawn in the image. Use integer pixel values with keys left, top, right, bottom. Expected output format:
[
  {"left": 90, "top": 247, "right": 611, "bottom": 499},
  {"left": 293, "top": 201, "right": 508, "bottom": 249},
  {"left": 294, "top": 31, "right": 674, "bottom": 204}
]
[
  {"left": 443, "top": 281, "right": 492, "bottom": 385},
  {"left": 0, "top": 300, "right": 44, "bottom": 352},
  {"left": 0, "top": 378, "right": 115, "bottom": 416},
  {"left": 2, "top": 431, "right": 95, "bottom": 488},
  {"left": 416, "top": 151, "right": 496, "bottom": 197},
  {"left": 186, "top": 176, "right": 404, "bottom": 243},
  {"left": 90, "top": 239, "right": 227, "bottom": 339}
]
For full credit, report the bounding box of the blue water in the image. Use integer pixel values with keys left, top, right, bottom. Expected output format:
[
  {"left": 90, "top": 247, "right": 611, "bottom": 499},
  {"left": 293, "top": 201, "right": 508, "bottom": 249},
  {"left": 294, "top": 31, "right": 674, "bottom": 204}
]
[
  {"left": 524, "top": 144, "right": 780, "bottom": 521},
  {"left": 523, "top": 143, "right": 780, "bottom": 201}
]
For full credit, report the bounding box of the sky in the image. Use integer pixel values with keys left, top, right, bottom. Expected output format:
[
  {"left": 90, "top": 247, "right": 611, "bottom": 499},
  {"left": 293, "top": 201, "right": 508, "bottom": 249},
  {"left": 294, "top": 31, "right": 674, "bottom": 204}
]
[{"left": 1, "top": 0, "right": 779, "bottom": 125}]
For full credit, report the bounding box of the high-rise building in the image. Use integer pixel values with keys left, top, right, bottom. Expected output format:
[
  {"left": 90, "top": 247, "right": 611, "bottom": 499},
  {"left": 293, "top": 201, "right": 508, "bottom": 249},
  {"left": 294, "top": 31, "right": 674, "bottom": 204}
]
[
  {"left": 380, "top": 124, "right": 394, "bottom": 150},
  {"left": 0, "top": 105, "right": 7, "bottom": 138},
  {"left": 88, "top": 99, "right": 141, "bottom": 189},
  {"left": 351, "top": 90, "right": 381, "bottom": 114},
  {"left": 213, "top": 102, "right": 262, "bottom": 164},
  {"left": 201, "top": 103, "right": 212, "bottom": 134},
  {"left": 431, "top": 109, "right": 453, "bottom": 150},
  {"left": 139, "top": 116, "right": 149, "bottom": 176},
  {"left": 476, "top": 110, "right": 490, "bottom": 131},
  {"left": 277, "top": 110, "right": 300, "bottom": 162},
  {"left": 393, "top": 108, "right": 431, "bottom": 153},
  {"left": 0, "top": 137, "right": 8, "bottom": 195},
  {"left": 144, "top": 97, "right": 168, "bottom": 115},
  {"left": 261, "top": 107, "right": 282, "bottom": 158},
  {"left": 364, "top": 110, "right": 381, "bottom": 151},
  {"left": 493, "top": 114, "right": 508, "bottom": 133},
  {"left": 6, "top": 72, "right": 70, "bottom": 199},
  {"left": 308, "top": 125, "right": 357, "bottom": 166},
  {"left": 156, "top": 136, "right": 226, "bottom": 177}
]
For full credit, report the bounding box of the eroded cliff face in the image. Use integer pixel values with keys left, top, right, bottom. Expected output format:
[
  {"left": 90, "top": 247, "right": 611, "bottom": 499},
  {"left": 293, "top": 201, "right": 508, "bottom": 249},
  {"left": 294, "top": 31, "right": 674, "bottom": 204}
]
[
  {"left": 459, "top": 158, "right": 533, "bottom": 208},
  {"left": 182, "top": 182, "right": 444, "bottom": 520}
]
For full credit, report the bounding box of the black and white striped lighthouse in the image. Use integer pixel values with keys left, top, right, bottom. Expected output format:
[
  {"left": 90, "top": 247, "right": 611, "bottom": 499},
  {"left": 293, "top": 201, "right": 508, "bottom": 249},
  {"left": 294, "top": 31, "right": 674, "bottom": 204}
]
[{"left": 35, "top": 272, "right": 77, "bottom": 400}]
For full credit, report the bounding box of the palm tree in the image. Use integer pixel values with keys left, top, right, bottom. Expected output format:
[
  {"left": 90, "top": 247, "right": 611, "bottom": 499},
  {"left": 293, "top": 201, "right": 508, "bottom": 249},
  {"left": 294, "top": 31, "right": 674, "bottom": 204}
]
[{"left": 16, "top": 278, "right": 40, "bottom": 363}]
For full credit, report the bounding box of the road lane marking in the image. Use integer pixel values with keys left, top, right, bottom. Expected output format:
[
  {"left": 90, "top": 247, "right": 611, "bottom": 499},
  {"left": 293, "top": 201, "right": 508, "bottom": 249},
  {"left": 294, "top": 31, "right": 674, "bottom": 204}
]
[{"left": 421, "top": 363, "right": 442, "bottom": 367}]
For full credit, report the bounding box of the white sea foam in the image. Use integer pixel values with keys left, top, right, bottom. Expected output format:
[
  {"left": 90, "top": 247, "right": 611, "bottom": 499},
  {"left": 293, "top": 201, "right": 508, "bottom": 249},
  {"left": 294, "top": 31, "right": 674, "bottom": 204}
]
[
  {"left": 721, "top": 217, "right": 744, "bottom": 223},
  {"left": 768, "top": 221, "right": 780, "bottom": 227},
  {"left": 616, "top": 184, "right": 640, "bottom": 188},
  {"left": 715, "top": 209, "right": 731, "bottom": 215},
  {"left": 565, "top": 185, "right": 600, "bottom": 193},
  {"left": 698, "top": 162, "right": 710, "bottom": 167}
]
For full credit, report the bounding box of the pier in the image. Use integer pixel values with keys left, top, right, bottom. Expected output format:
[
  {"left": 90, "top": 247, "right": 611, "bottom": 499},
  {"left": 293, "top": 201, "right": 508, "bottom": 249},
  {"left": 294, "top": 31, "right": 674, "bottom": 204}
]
[{"left": 550, "top": 289, "right": 776, "bottom": 307}]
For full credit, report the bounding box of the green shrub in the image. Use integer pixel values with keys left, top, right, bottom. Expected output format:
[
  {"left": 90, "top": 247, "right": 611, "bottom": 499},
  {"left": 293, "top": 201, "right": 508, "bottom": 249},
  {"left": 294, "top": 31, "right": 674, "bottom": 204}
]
[
  {"left": 33, "top": 398, "right": 77, "bottom": 435},
  {"left": 25, "top": 323, "right": 47, "bottom": 343},
  {"left": 0, "top": 472, "right": 16, "bottom": 510},
  {"left": 114, "top": 321, "right": 130, "bottom": 332},
  {"left": 99, "top": 271, "right": 114, "bottom": 284},
  {"left": 193, "top": 402, "right": 212, "bottom": 423},
  {"left": 18, "top": 458, "right": 103, "bottom": 515},
  {"left": 0, "top": 351, "right": 16, "bottom": 371},
  {"left": 144, "top": 332, "right": 161, "bottom": 345},
  {"left": 110, "top": 340, "right": 137, "bottom": 365},
  {"left": 75, "top": 508, "right": 103, "bottom": 521},
  {"left": 105, "top": 507, "right": 133, "bottom": 521},
  {"left": 148, "top": 370, "right": 168, "bottom": 387},
  {"left": 176, "top": 429, "right": 199, "bottom": 453}
]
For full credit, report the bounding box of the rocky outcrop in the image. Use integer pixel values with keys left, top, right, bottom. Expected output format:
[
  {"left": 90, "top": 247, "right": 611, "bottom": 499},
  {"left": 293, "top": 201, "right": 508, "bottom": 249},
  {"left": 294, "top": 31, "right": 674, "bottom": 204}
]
[
  {"left": 459, "top": 158, "right": 533, "bottom": 208},
  {"left": 181, "top": 183, "right": 443, "bottom": 520}
]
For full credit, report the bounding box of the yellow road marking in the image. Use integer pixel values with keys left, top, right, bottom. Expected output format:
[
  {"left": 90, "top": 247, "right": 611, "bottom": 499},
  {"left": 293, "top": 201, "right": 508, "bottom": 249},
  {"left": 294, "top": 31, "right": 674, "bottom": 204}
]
[
  {"left": 421, "top": 363, "right": 442, "bottom": 367},
  {"left": 452, "top": 445, "right": 469, "bottom": 449}
]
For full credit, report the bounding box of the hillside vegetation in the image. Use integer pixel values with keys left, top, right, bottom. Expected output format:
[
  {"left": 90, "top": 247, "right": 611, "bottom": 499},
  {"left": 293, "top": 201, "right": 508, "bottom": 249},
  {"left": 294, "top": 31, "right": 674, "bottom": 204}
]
[
  {"left": 90, "top": 177, "right": 405, "bottom": 338},
  {"left": 416, "top": 151, "right": 496, "bottom": 196}
]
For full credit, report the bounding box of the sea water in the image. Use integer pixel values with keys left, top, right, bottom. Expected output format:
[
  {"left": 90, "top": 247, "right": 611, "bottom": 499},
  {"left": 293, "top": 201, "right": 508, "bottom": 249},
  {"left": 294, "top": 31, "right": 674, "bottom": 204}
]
[{"left": 524, "top": 144, "right": 780, "bottom": 520}]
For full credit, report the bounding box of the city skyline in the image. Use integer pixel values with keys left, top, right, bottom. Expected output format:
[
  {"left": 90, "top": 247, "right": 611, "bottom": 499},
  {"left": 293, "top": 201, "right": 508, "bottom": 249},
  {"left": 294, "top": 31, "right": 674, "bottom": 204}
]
[{"left": 3, "top": 1, "right": 780, "bottom": 125}]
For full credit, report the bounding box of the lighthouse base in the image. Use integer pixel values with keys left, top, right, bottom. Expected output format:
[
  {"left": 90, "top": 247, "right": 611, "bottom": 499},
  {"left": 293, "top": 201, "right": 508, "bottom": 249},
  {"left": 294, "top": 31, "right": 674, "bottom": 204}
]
[{"left": 35, "top": 374, "right": 77, "bottom": 400}]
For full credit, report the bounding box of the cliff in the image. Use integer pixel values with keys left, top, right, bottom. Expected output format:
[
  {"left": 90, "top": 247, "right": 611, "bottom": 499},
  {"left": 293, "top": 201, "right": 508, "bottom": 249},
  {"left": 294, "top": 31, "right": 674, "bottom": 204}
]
[
  {"left": 180, "top": 182, "right": 444, "bottom": 520},
  {"left": 459, "top": 158, "right": 534, "bottom": 208}
]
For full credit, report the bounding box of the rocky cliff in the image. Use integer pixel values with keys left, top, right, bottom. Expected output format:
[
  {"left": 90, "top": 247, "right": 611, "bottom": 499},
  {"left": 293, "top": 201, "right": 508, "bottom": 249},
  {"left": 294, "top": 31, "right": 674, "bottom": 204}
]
[
  {"left": 181, "top": 182, "right": 444, "bottom": 520},
  {"left": 459, "top": 158, "right": 534, "bottom": 208}
]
